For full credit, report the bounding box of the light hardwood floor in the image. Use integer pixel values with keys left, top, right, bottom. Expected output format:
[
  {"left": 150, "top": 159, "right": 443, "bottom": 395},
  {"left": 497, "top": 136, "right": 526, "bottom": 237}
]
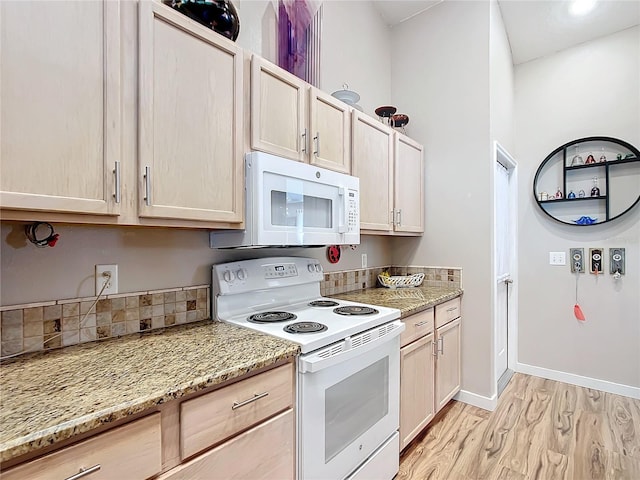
[{"left": 398, "top": 373, "right": 640, "bottom": 480}]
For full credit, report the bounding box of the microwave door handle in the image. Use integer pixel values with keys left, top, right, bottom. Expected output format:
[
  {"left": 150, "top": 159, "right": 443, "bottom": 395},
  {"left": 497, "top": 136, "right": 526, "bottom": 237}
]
[{"left": 338, "top": 187, "right": 347, "bottom": 234}]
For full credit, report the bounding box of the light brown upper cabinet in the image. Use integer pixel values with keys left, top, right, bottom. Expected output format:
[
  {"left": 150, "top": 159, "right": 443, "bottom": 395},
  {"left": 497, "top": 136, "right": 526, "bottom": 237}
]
[
  {"left": 0, "top": 0, "right": 122, "bottom": 216},
  {"left": 352, "top": 112, "right": 424, "bottom": 234},
  {"left": 138, "top": 1, "right": 244, "bottom": 223},
  {"left": 394, "top": 134, "right": 424, "bottom": 233},
  {"left": 250, "top": 56, "right": 351, "bottom": 173}
]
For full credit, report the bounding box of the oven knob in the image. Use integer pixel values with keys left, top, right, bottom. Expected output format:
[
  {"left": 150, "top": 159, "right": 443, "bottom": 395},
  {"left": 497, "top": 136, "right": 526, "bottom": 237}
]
[
  {"left": 236, "top": 268, "right": 247, "bottom": 280},
  {"left": 315, "top": 264, "right": 322, "bottom": 273},
  {"left": 307, "top": 264, "right": 315, "bottom": 273},
  {"left": 222, "top": 270, "right": 235, "bottom": 283}
]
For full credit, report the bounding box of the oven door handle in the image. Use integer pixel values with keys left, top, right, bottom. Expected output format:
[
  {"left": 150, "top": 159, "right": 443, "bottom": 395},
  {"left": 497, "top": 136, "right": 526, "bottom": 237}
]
[{"left": 299, "top": 320, "right": 405, "bottom": 373}]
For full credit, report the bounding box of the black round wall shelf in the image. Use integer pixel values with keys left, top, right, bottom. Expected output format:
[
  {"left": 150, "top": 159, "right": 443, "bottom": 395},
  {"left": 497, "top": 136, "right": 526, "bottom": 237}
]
[{"left": 533, "top": 136, "right": 640, "bottom": 226}]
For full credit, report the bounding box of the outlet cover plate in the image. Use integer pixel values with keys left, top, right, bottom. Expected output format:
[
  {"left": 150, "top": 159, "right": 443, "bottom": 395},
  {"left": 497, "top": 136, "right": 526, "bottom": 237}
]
[
  {"left": 549, "top": 251, "right": 566, "bottom": 265},
  {"left": 95, "top": 264, "right": 118, "bottom": 295},
  {"left": 570, "top": 248, "right": 584, "bottom": 273}
]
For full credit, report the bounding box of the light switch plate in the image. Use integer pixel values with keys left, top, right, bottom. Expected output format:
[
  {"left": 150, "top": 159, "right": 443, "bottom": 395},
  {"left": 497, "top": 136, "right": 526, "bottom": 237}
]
[
  {"left": 610, "top": 248, "right": 625, "bottom": 275},
  {"left": 570, "top": 248, "right": 584, "bottom": 273},
  {"left": 549, "top": 251, "right": 566, "bottom": 265},
  {"left": 589, "top": 248, "right": 603, "bottom": 274}
]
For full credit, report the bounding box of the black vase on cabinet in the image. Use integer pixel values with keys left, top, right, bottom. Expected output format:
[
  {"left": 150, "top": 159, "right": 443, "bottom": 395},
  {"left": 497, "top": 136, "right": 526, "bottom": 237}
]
[{"left": 167, "top": 0, "right": 240, "bottom": 41}]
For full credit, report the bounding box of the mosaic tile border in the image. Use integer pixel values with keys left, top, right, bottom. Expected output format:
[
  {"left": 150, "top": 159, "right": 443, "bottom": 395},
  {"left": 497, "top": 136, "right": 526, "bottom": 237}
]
[
  {"left": 0, "top": 286, "right": 210, "bottom": 358},
  {"left": 320, "top": 265, "right": 462, "bottom": 296}
]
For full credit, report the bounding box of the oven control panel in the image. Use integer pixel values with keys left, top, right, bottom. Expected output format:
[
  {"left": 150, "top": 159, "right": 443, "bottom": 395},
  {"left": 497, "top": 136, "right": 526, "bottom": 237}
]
[
  {"left": 213, "top": 257, "right": 324, "bottom": 295},
  {"left": 264, "top": 263, "right": 298, "bottom": 279}
]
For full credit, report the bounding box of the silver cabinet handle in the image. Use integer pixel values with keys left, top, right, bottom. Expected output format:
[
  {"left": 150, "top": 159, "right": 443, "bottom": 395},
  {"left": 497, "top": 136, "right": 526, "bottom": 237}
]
[
  {"left": 301, "top": 128, "right": 307, "bottom": 153},
  {"left": 232, "top": 392, "right": 269, "bottom": 410},
  {"left": 113, "top": 161, "right": 121, "bottom": 204},
  {"left": 144, "top": 166, "right": 151, "bottom": 206},
  {"left": 437, "top": 337, "right": 444, "bottom": 355},
  {"left": 397, "top": 209, "right": 402, "bottom": 227},
  {"left": 390, "top": 210, "right": 395, "bottom": 226},
  {"left": 65, "top": 465, "right": 101, "bottom": 480},
  {"left": 432, "top": 340, "right": 438, "bottom": 357},
  {"left": 414, "top": 320, "right": 429, "bottom": 327},
  {"left": 313, "top": 132, "right": 320, "bottom": 157}
]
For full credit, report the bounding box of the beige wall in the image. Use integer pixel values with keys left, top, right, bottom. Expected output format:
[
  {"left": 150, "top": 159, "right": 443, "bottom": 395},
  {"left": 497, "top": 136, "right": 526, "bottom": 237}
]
[
  {"left": 389, "top": 0, "right": 495, "bottom": 399},
  {"left": 515, "top": 27, "right": 640, "bottom": 388}
]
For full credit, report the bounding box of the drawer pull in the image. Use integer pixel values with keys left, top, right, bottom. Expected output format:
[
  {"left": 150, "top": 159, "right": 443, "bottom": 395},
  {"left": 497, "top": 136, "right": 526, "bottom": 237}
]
[
  {"left": 232, "top": 392, "right": 269, "bottom": 410},
  {"left": 65, "top": 465, "right": 101, "bottom": 480},
  {"left": 414, "top": 321, "right": 429, "bottom": 327},
  {"left": 447, "top": 307, "right": 457, "bottom": 312}
]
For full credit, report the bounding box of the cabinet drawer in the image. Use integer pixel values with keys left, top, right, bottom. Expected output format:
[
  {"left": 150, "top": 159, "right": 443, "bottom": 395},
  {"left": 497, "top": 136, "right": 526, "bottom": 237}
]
[
  {"left": 161, "top": 409, "right": 294, "bottom": 480},
  {"left": 435, "top": 297, "right": 461, "bottom": 329},
  {"left": 180, "top": 363, "right": 294, "bottom": 459},
  {"left": 2, "top": 414, "right": 162, "bottom": 480},
  {"left": 400, "top": 308, "right": 434, "bottom": 347}
]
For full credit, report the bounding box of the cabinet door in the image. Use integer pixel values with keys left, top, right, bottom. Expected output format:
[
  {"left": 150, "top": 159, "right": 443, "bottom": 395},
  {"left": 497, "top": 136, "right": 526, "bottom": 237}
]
[
  {"left": 352, "top": 111, "right": 394, "bottom": 231},
  {"left": 250, "top": 56, "right": 307, "bottom": 162},
  {"left": 435, "top": 318, "right": 461, "bottom": 412},
  {"left": 138, "top": 1, "right": 243, "bottom": 223},
  {"left": 0, "top": 1, "right": 121, "bottom": 216},
  {"left": 400, "top": 333, "right": 435, "bottom": 450},
  {"left": 309, "top": 87, "right": 351, "bottom": 173},
  {"left": 394, "top": 134, "right": 424, "bottom": 233}
]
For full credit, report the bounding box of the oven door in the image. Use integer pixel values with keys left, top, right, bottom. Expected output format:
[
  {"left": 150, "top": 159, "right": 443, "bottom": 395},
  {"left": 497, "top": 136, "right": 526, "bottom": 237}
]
[{"left": 298, "top": 322, "right": 402, "bottom": 480}]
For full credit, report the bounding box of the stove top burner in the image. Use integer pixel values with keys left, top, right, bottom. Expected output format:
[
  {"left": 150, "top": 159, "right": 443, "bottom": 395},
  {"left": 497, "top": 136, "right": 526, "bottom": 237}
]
[
  {"left": 248, "top": 311, "right": 297, "bottom": 323},
  {"left": 308, "top": 300, "right": 340, "bottom": 307},
  {"left": 284, "top": 322, "right": 328, "bottom": 334},
  {"left": 333, "top": 306, "right": 379, "bottom": 316}
]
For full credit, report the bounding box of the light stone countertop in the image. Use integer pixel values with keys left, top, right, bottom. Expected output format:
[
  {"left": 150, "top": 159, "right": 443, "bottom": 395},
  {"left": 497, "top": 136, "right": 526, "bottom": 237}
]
[
  {"left": 331, "top": 285, "right": 463, "bottom": 317},
  {"left": 0, "top": 320, "right": 299, "bottom": 464}
]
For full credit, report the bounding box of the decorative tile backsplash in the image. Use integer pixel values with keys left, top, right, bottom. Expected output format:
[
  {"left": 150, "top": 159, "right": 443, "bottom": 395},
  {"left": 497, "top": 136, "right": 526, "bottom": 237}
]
[
  {"left": 320, "top": 265, "right": 462, "bottom": 296},
  {"left": 0, "top": 286, "right": 210, "bottom": 358}
]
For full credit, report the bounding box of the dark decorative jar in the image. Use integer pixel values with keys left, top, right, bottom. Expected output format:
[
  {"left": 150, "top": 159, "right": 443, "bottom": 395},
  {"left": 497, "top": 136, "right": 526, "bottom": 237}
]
[{"left": 167, "top": 0, "right": 240, "bottom": 41}]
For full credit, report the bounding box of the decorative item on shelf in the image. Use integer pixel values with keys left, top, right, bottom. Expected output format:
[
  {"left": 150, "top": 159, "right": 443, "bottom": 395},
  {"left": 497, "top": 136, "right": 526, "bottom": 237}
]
[
  {"left": 390, "top": 114, "right": 409, "bottom": 134},
  {"left": 599, "top": 148, "right": 607, "bottom": 162},
  {"left": 555, "top": 187, "right": 563, "bottom": 199},
  {"left": 616, "top": 153, "right": 623, "bottom": 160},
  {"left": 625, "top": 153, "right": 637, "bottom": 159},
  {"left": 578, "top": 189, "right": 586, "bottom": 198},
  {"left": 567, "top": 190, "right": 576, "bottom": 199},
  {"left": 585, "top": 153, "right": 596, "bottom": 164},
  {"left": 571, "top": 146, "right": 584, "bottom": 166},
  {"left": 590, "top": 177, "right": 600, "bottom": 197},
  {"left": 166, "top": 0, "right": 240, "bottom": 41},
  {"left": 574, "top": 216, "right": 598, "bottom": 225},
  {"left": 375, "top": 105, "right": 396, "bottom": 126},
  {"left": 539, "top": 191, "right": 549, "bottom": 201}
]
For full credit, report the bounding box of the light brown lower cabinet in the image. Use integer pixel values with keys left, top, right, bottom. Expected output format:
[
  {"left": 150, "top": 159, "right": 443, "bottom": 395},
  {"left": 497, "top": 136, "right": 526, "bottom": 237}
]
[
  {"left": 400, "top": 332, "right": 435, "bottom": 450},
  {"left": 1, "top": 414, "right": 162, "bottom": 480},
  {"left": 399, "top": 297, "right": 462, "bottom": 451},
  {"left": 158, "top": 410, "right": 294, "bottom": 480}
]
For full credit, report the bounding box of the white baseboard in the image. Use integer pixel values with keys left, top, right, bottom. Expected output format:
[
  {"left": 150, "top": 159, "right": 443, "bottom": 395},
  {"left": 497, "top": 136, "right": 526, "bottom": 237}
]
[
  {"left": 515, "top": 362, "right": 640, "bottom": 399},
  {"left": 454, "top": 389, "right": 497, "bottom": 411}
]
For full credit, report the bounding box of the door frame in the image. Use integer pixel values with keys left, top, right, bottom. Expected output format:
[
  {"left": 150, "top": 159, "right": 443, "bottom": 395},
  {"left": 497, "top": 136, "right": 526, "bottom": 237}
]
[{"left": 492, "top": 141, "right": 518, "bottom": 397}]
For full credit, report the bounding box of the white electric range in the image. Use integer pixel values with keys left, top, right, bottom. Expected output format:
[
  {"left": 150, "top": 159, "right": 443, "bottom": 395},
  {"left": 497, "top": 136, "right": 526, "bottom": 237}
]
[{"left": 212, "top": 256, "right": 403, "bottom": 480}]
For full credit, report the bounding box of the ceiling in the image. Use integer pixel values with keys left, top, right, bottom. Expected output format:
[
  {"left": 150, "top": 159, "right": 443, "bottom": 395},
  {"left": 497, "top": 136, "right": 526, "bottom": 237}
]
[{"left": 372, "top": 0, "right": 640, "bottom": 64}]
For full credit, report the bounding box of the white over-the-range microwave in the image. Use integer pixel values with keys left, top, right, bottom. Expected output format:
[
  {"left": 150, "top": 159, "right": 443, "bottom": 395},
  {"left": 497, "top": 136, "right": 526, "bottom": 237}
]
[{"left": 210, "top": 151, "right": 360, "bottom": 248}]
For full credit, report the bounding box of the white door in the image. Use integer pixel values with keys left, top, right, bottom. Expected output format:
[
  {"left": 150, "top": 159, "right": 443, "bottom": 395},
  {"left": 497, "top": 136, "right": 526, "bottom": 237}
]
[{"left": 494, "top": 143, "right": 516, "bottom": 395}]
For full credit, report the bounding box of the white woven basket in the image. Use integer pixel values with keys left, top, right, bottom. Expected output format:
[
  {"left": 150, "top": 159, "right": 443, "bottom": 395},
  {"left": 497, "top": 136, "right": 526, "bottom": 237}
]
[{"left": 378, "top": 273, "right": 425, "bottom": 289}]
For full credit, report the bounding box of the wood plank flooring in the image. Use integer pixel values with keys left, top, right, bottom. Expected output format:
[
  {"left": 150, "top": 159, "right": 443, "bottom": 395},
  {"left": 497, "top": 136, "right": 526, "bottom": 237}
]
[{"left": 398, "top": 373, "right": 640, "bottom": 480}]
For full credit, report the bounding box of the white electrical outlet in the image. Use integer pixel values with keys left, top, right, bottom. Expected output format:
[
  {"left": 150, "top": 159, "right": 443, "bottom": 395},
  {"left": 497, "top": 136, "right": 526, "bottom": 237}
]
[
  {"left": 549, "top": 252, "right": 566, "bottom": 265},
  {"left": 95, "top": 264, "right": 118, "bottom": 295},
  {"left": 361, "top": 253, "right": 367, "bottom": 269}
]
